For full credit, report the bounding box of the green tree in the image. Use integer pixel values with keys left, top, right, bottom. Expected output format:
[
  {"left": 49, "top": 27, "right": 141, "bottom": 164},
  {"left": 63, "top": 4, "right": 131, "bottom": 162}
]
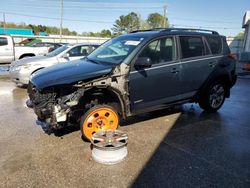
[
  {"left": 147, "top": 13, "right": 169, "bottom": 29},
  {"left": 100, "top": 29, "right": 112, "bottom": 37},
  {"left": 235, "top": 32, "right": 245, "bottom": 40},
  {"left": 140, "top": 19, "right": 150, "bottom": 30},
  {"left": 89, "top": 32, "right": 97, "bottom": 37},
  {"left": 112, "top": 12, "right": 141, "bottom": 35}
]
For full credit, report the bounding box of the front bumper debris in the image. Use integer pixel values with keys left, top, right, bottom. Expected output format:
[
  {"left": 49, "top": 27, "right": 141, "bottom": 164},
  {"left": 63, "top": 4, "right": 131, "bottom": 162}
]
[{"left": 36, "top": 119, "right": 53, "bottom": 134}]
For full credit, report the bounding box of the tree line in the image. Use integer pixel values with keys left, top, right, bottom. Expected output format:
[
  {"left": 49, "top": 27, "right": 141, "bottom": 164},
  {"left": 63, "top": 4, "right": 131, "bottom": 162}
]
[
  {"left": 0, "top": 12, "right": 168, "bottom": 37},
  {"left": 0, "top": 21, "right": 78, "bottom": 36},
  {"left": 112, "top": 12, "right": 168, "bottom": 35}
]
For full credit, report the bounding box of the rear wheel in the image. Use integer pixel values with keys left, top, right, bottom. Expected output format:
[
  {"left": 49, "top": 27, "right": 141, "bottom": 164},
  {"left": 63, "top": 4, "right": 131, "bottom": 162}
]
[
  {"left": 80, "top": 104, "right": 119, "bottom": 141},
  {"left": 199, "top": 81, "right": 226, "bottom": 112}
]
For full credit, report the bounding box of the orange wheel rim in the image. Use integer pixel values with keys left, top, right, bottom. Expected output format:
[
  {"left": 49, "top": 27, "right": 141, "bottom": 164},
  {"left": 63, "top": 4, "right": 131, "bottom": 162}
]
[{"left": 83, "top": 108, "right": 119, "bottom": 140}]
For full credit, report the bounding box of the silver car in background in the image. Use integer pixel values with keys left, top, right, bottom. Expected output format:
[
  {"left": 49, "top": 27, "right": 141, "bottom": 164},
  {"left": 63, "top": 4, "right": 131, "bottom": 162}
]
[{"left": 9, "top": 43, "right": 99, "bottom": 86}]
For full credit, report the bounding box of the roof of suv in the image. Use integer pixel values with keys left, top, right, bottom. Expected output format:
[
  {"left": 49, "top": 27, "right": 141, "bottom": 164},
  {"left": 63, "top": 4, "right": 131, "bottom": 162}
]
[{"left": 125, "top": 28, "right": 223, "bottom": 38}]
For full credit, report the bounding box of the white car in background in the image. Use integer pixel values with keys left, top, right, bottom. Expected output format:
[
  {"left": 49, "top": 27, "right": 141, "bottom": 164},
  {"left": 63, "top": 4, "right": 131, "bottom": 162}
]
[
  {"left": 0, "top": 35, "right": 51, "bottom": 63},
  {"left": 9, "top": 43, "right": 99, "bottom": 86}
]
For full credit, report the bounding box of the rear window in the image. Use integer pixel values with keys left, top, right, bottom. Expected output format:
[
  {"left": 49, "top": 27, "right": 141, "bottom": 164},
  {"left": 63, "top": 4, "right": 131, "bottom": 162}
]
[
  {"left": 180, "top": 36, "right": 205, "bottom": 59},
  {"left": 206, "top": 36, "right": 222, "bottom": 55},
  {"left": 0, "top": 37, "right": 8, "bottom": 46}
]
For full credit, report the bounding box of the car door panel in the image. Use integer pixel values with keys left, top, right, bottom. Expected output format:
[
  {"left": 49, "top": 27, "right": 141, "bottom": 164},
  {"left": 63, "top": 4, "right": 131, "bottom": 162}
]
[
  {"left": 129, "top": 62, "right": 181, "bottom": 112},
  {"left": 178, "top": 36, "right": 217, "bottom": 97},
  {"left": 180, "top": 56, "right": 217, "bottom": 97},
  {"left": 129, "top": 36, "right": 181, "bottom": 113}
]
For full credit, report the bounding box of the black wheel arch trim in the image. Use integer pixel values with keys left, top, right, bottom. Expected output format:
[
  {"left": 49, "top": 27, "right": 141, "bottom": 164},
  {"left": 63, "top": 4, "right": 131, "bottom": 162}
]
[
  {"left": 83, "top": 86, "right": 127, "bottom": 119},
  {"left": 195, "top": 71, "right": 233, "bottom": 102}
]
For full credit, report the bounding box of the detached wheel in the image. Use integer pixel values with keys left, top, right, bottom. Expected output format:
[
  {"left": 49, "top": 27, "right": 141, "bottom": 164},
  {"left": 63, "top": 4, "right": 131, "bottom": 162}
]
[
  {"left": 199, "top": 81, "right": 226, "bottom": 112},
  {"left": 80, "top": 104, "right": 119, "bottom": 141}
]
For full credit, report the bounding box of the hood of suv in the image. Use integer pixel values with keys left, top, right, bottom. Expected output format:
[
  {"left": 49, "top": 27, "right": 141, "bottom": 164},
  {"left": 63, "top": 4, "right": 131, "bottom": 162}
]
[{"left": 30, "top": 59, "right": 115, "bottom": 90}]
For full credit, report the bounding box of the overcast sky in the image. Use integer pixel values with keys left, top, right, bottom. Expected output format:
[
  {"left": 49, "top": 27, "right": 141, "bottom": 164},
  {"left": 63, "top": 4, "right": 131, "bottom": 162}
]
[{"left": 0, "top": 0, "right": 249, "bottom": 36}]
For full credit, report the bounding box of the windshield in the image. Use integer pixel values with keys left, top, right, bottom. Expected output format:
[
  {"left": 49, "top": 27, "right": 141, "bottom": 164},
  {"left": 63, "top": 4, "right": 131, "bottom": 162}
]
[
  {"left": 87, "top": 35, "right": 144, "bottom": 64},
  {"left": 46, "top": 45, "right": 69, "bottom": 57}
]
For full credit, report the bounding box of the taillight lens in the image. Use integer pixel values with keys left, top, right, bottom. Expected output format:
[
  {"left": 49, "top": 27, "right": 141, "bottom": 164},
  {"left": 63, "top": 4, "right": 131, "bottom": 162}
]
[
  {"left": 228, "top": 53, "right": 237, "bottom": 60},
  {"left": 48, "top": 48, "right": 53, "bottom": 53}
]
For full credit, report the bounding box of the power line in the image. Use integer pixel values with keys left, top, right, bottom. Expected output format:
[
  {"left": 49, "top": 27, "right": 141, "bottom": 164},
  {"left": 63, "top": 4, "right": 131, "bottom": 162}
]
[
  {"left": 0, "top": 10, "right": 241, "bottom": 31},
  {"left": 1, "top": 6, "right": 163, "bottom": 10},
  {"left": 0, "top": 11, "right": 113, "bottom": 23},
  {"left": 0, "top": 3, "right": 164, "bottom": 10},
  {"left": 2, "top": 0, "right": 241, "bottom": 23},
  {"left": 4, "top": 1, "right": 165, "bottom": 7},
  {"left": 3, "top": 13, "right": 6, "bottom": 32},
  {"left": 171, "top": 24, "right": 241, "bottom": 30},
  {"left": 0, "top": 10, "right": 240, "bottom": 26},
  {"left": 170, "top": 17, "right": 239, "bottom": 24}
]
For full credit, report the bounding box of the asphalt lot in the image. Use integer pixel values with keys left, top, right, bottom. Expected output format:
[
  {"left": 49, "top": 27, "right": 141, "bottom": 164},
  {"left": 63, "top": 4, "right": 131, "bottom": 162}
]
[{"left": 0, "top": 74, "right": 250, "bottom": 187}]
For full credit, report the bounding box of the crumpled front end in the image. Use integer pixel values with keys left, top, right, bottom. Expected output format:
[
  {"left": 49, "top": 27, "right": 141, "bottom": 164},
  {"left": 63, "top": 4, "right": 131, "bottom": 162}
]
[{"left": 27, "top": 82, "right": 85, "bottom": 133}]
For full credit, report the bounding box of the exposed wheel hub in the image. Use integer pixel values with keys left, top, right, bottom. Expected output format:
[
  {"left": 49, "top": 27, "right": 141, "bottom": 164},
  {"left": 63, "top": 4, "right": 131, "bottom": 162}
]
[{"left": 97, "top": 119, "right": 103, "bottom": 126}]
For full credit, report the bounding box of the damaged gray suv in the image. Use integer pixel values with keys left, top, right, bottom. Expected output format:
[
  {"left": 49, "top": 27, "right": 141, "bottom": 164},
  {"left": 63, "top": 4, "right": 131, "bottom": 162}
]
[{"left": 27, "top": 28, "right": 237, "bottom": 140}]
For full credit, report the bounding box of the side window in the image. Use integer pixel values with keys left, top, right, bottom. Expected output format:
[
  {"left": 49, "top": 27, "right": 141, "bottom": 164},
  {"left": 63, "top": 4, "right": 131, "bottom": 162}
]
[
  {"left": 180, "top": 36, "right": 205, "bottom": 59},
  {"left": 206, "top": 36, "right": 222, "bottom": 55},
  {"left": 80, "top": 46, "right": 90, "bottom": 56},
  {"left": 139, "top": 37, "right": 176, "bottom": 65},
  {"left": 68, "top": 46, "right": 89, "bottom": 57},
  {"left": 88, "top": 46, "right": 97, "bottom": 54},
  {"left": 35, "top": 43, "right": 44, "bottom": 47},
  {"left": 0, "top": 37, "right": 8, "bottom": 46}
]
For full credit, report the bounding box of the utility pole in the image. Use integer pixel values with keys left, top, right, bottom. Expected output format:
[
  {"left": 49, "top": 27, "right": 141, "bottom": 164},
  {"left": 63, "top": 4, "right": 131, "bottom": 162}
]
[
  {"left": 60, "top": 0, "right": 63, "bottom": 42},
  {"left": 3, "top": 13, "right": 6, "bottom": 34},
  {"left": 163, "top": 5, "right": 167, "bottom": 28}
]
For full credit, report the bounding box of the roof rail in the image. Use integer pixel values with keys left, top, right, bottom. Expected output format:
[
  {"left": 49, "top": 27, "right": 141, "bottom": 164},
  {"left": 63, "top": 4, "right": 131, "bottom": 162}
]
[
  {"left": 130, "top": 28, "right": 165, "bottom": 33},
  {"left": 160, "top": 28, "right": 219, "bottom": 35},
  {"left": 130, "top": 28, "right": 219, "bottom": 35}
]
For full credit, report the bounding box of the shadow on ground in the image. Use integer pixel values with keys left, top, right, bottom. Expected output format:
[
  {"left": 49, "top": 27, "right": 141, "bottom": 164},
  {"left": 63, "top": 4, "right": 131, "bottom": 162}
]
[{"left": 131, "top": 78, "right": 250, "bottom": 187}]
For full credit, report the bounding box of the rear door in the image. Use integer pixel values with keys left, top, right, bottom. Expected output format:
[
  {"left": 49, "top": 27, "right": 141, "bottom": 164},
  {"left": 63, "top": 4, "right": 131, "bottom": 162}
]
[
  {"left": 129, "top": 36, "right": 181, "bottom": 112},
  {"left": 0, "top": 36, "right": 14, "bottom": 63},
  {"left": 178, "top": 35, "right": 216, "bottom": 98}
]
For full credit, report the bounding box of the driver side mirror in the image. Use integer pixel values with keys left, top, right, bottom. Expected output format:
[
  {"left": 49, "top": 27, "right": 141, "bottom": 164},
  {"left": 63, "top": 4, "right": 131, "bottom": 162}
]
[
  {"left": 62, "top": 53, "right": 70, "bottom": 59},
  {"left": 134, "top": 57, "right": 152, "bottom": 69}
]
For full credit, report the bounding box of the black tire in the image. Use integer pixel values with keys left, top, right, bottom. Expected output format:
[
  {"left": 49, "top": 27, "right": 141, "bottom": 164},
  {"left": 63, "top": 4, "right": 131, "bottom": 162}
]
[
  {"left": 80, "top": 104, "right": 120, "bottom": 141},
  {"left": 199, "top": 81, "right": 226, "bottom": 112}
]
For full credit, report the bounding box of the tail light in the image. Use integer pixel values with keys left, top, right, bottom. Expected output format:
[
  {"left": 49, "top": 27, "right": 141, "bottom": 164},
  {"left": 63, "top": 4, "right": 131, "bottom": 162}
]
[
  {"left": 228, "top": 53, "right": 237, "bottom": 61},
  {"left": 48, "top": 47, "right": 53, "bottom": 53}
]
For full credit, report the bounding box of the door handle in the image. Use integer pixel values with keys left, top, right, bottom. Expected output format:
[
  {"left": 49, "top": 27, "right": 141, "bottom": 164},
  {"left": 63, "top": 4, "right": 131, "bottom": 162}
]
[
  {"left": 171, "top": 68, "right": 179, "bottom": 74},
  {"left": 208, "top": 62, "right": 216, "bottom": 68}
]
